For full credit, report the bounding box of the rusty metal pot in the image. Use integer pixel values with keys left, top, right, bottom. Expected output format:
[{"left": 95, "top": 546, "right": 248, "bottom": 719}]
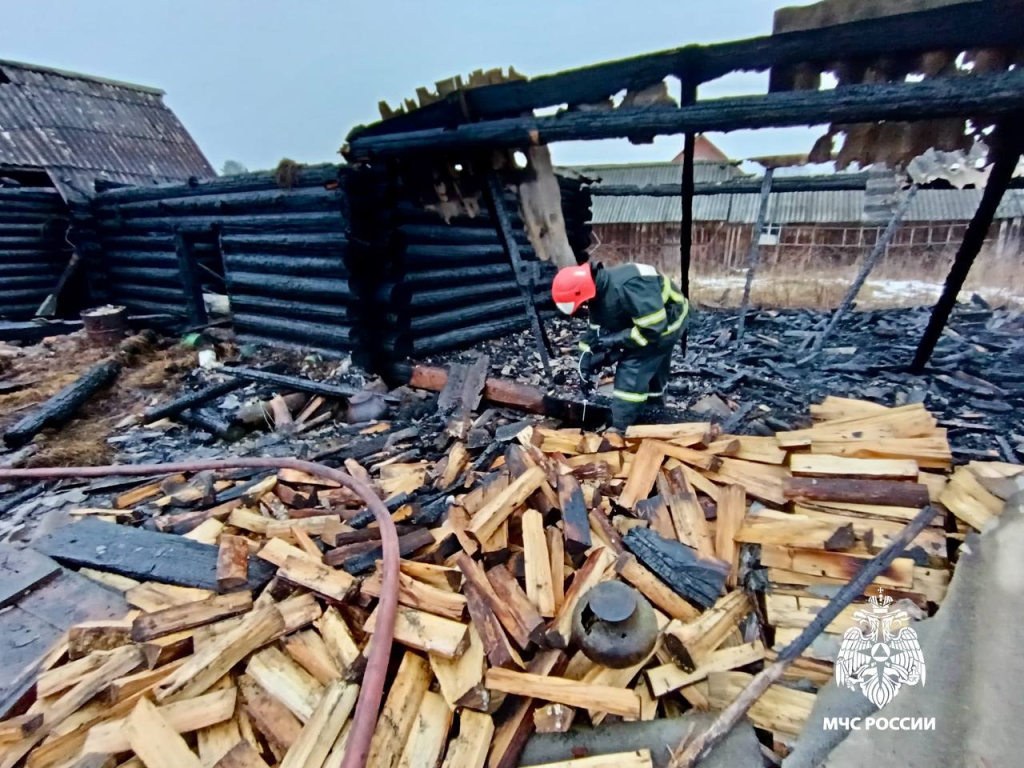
[{"left": 571, "top": 581, "right": 659, "bottom": 668}]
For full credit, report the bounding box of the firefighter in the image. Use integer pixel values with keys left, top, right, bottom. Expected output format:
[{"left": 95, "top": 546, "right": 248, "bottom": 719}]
[{"left": 551, "top": 261, "right": 689, "bottom": 431}]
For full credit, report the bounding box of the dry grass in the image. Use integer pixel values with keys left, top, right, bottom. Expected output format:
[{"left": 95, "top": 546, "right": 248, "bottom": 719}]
[{"left": 2, "top": 333, "right": 197, "bottom": 467}]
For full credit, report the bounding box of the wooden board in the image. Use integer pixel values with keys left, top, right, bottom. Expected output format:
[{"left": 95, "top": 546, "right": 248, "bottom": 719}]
[
  {"left": 0, "top": 546, "right": 60, "bottom": 610},
  {"left": 34, "top": 518, "right": 275, "bottom": 592}
]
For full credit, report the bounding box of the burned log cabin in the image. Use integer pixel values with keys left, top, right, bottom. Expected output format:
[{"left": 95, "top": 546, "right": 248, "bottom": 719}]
[{"left": 0, "top": 59, "right": 214, "bottom": 320}]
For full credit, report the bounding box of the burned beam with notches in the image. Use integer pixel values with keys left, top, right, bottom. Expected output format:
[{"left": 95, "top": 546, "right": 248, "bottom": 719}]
[
  {"left": 347, "top": 0, "right": 1024, "bottom": 140},
  {"left": 348, "top": 70, "right": 1024, "bottom": 158}
]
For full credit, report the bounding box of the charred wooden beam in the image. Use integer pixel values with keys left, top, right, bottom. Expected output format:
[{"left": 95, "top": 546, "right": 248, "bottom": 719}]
[
  {"left": 622, "top": 527, "right": 727, "bottom": 609},
  {"left": 913, "top": 120, "right": 1023, "bottom": 372},
  {"left": 349, "top": 70, "right": 1024, "bottom": 158},
  {"left": 350, "top": 0, "right": 1024, "bottom": 141},
  {"left": 221, "top": 366, "right": 361, "bottom": 400},
  {"left": 143, "top": 378, "right": 248, "bottom": 424},
  {"left": 3, "top": 359, "right": 121, "bottom": 448}
]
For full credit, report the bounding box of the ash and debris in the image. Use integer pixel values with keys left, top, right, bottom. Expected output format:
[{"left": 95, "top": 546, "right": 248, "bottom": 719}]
[
  {"left": 430, "top": 300, "right": 1024, "bottom": 462},
  {"left": 3, "top": 298, "right": 1022, "bottom": 543}
]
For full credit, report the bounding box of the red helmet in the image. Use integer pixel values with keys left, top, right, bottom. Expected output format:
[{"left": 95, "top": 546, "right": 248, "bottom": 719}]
[{"left": 551, "top": 265, "right": 596, "bottom": 315}]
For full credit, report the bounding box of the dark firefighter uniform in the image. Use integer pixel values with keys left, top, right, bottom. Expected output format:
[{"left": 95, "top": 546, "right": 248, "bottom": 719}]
[{"left": 579, "top": 263, "right": 689, "bottom": 429}]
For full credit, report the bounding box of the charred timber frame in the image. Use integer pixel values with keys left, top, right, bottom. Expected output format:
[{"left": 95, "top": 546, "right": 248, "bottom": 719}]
[
  {"left": 347, "top": 0, "right": 1024, "bottom": 142},
  {"left": 347, "top": 1, "right": 1024, "bottom": 367},
  {"left": 347, "top": 71, "right": 1024, "bottom": 157}
]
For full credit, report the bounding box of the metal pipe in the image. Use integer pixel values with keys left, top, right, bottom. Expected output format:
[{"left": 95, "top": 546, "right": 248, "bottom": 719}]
[{"left": 0, "top": 458, "right": 398, "bottom": 768}]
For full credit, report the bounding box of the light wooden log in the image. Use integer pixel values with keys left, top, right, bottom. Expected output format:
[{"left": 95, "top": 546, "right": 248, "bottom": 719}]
[
  {"left": 363, "top": 604, "right": 470, "bottom": 659},
  {"left": 280, "top": 681, "right": 358, "bottom": 768},
  {"left": 662, "top": 590, "right": 750, "bottom": 669},
  {"left": 657, "top": 467, "right": 715, "bottom": 559},
  {"left": 440, "top": 710, "right": 494, "bottom": 768},
  {"left": 429, "top": 624, "right": 489, "bottom": 710},
  {"left": 277, "top": 554, "right": 357, "bottom": 603},
  {"left": 315, "top": 607, "right": 363, "bottom": 675},
  {"left": 790, "top": 454, "right": 919, "bottom": 480},
  {"left": 396, "top": 691, "right": 454, "bottom": 768},
  {"left": 156, "top": 606, "right": 284, "bottom": 703},
  {"left": 522, "top": 509, "right": 556, "bottom": 618},
  {"left": 361, "top": 568, "right": 467, "bottom": 621},
  {"left": 617, "top": 442, "right": 665, "bottom": 509},
  {"left": 256, "top": 537, "right": 317, "bottom": 567},
  {"left": 237, "top": 674, "right": 302, "bottom": 757},
  {"left": 467, "top": 467, "right": 547, "bottom": 544},
  {"left": 614, "top": 553, "right": 700, "bottom": 622},
  {"left": 646, "top": 641, "right": 766, "bottom": 697},
  {"left": 124, "top": 697, "right": 203, "bottom": 768},
  {"left": 715, "top": 485, "right": 745, "bottom": 588},
  {"left": 132, "top": 592, "right": 253, "bottom": 642},
  {"left": 365, "top": 652, "right": 433, "bottom": 768},
  {"left": 283, "top": 629, "right": 342, "bottom": 684},
  {"left": 246, "top": 646, "right": 325, "bottom": 722},
  {"left": 217, "top": 536, "right": 250, "bottom": 591},
  {"left": 484, "top": 669, "right": 641, "bottom": 718}
]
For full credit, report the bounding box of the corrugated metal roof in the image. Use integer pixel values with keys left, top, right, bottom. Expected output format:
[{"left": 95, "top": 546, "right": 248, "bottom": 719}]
[
  {"left": 0, "top": 59, "right": 213, "bottom": 199},
  {"left": 590, "top": 184, "right": 1024, "bottom": 225},
  {"left": 563, "top": 161, "right": 745, "bottom": 186}
]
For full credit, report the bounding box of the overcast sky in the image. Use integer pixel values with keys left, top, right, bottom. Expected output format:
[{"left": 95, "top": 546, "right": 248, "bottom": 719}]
[{"left": 1, "top": 0, "right": 822, "bottom": 172}]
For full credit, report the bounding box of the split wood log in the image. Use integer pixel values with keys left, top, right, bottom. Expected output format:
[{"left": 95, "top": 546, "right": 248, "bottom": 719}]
[
  {"left": 237, "top": 675, "right": 303, "bottom": 756},
  {"left": 485, "top": 669, "right": 642, "bottom": 718},
  {"left": 246, "top": 646, "right": 325, "bottom": 722},
  {"left": 363, "top": 604, "right": 470, "bottom": 659},
  {"left": 280, "top": 681, "right": 358, "bottom": 768},
  {"left": 364, "top": 652, "right": 432, "bottom": 768},
  {"left": 124, "top": 697, "right": 204, "bottom": 768},
  {"left": 396, "top": 690, "right": 454, "bottom": 768},
  {"left": 623, "top": 528, "right": 728, "bottom": 609},
  {"left": 131, "top": 591, "right": 252, "bottom": 641},
  {"left": 440, "top": 710, "right": 494, "bottom": 768},
  {"left": 669, "top": 504, "right": 938, "bottom": 767}
]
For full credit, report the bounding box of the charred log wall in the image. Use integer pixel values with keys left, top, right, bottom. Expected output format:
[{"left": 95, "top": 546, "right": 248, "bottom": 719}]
[
  {"left": 78, "top": 163, "right": 592, "bottom": 365},
  {"left": 88, "top": 166, "right": 355, "bottom": 353},
  {"left": 355, "top": 170, "right": 590, "bottom": 367},
  {"left": 0, "top": 188, "right": 73, "bottom": 320}
]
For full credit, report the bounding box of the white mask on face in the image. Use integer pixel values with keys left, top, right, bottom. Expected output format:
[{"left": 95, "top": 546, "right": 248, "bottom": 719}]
[{"left": 556, "top": 301, "right": 576, "bottom": 315}]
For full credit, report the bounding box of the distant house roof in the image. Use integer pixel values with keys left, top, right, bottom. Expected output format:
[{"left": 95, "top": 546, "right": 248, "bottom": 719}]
[
  {"left": 0, "top": 59, "right": 214, "bottom": 199},
  {"left": 565, "top": 160, "right": 745, "bottom": 187},
  {"left": 671, "top": 135, "right": 731, "bottom": 163},
  {"left": 575, "top": 160, "right": 1024, "bottom": 225},
  {"left": 591, "top": 188, "right": 1024, "bottom": 225}
]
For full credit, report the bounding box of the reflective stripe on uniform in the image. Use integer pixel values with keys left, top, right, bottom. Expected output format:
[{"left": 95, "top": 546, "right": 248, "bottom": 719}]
[
  {"left": 589, "top": 322, "right": 602, "bottom": 330},
  {"left": 629, "top": 326, "right": 649, "bottom": 346},
  {"left": 662, "top": 276, "right": 686, "bottom": 304},
  {"left": 613, "top": 390, "right": 649, "bottom": 403},
  {"left": 578, "top": 341, "right": 591, "bottom": 352},
  {"left": 648, "top": 390, "right": 664, "bottom": 398},
  {"left": 633, "top": 307, "right": 667, "bottom": 328},
  {"left": 662, "top": 300, "right": 689, "bottom": 335},
  {"left": 634, "top": 264, "right": 658, "bottom": 277}
]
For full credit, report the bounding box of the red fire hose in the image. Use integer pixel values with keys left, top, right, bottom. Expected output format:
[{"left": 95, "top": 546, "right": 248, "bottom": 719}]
[{"left": 0, "top": 458, "right": 398, "bottom": 768}]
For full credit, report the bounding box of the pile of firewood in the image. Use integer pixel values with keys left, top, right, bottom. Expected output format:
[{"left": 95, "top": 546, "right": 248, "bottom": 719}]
[{"left": 2, "top": 395, "right": 1020, "bottom": 768}]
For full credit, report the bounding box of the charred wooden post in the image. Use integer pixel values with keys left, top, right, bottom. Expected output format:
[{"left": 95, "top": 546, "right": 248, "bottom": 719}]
[
  {"left": 481, "top": 171, "right": 553, "bottom": 379},
  {"left": 143, "top": 378, "right": 247, "bottom": 424},
  {"left": 174, "top": 233, "right": 208, "bottom": 327},
  {"left": 735, "top": 168, "right": 774, "bottom": 340},
  {"left": 3, "top": 359, "right": 121, "bottom": 448},
  {"left": 913, "top": 121, "right": 1023, "bottom": 372},
  {"left": 809, "top": 185, "right": 919, "bottom": 356}
]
